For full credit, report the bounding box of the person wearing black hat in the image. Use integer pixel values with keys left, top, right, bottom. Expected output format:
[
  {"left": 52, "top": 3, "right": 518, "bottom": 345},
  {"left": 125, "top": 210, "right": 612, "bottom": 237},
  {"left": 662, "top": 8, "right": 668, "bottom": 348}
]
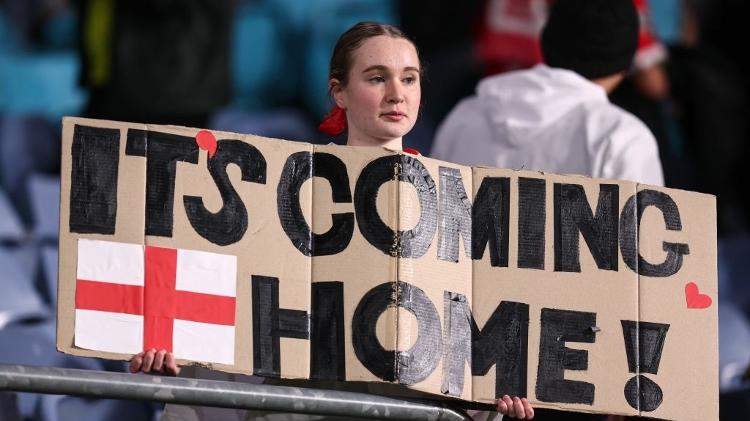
[
  {"left": 432, "top": 0, "right": 663, "bottom": 187},
  {"left": 434, "top": 1, "right": 663, "bottom": 419}
]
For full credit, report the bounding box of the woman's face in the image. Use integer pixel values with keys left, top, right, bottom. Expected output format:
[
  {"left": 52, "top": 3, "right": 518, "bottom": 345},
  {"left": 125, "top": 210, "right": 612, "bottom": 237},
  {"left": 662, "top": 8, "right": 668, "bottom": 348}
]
[{"left": 333, "top": 35, "right": 421, "bottom": 146}]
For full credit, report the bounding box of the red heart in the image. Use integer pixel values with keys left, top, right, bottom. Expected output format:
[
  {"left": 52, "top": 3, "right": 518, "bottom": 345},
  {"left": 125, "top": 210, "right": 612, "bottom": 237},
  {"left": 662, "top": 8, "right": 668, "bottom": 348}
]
[
  {"left": 195, "top": 130, "right": 217, "bottom": 158},
  {"left": 685, "top": 282, "right": 712, "bottom": 309}
]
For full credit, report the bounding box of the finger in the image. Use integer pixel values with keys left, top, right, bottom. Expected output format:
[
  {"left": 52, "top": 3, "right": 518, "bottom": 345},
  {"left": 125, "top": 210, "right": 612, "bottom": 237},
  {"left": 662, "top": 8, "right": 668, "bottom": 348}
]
[
  {"left": 513, "top": 397, "right": 525, "bottom": 419},
  {"left": 153, "top": 349, "right": 166, "bottom": 372},
  {"left": 141, "top": 349, "right": 156, "bottom": 373},
  {"left": 129, "top": 352, "right": 144, "bottom": 373},
  {"left": 496, "top": 397, "right": 508, "bottom": 413},
  {"left": 522, "top": 398, "right": 534, "bottom": 420},
  {"left": 502, "top": 395, "right": 515, "bottom": 417},
  {"left": 165, "top": 353, "right": 180, "bottom": 376}
]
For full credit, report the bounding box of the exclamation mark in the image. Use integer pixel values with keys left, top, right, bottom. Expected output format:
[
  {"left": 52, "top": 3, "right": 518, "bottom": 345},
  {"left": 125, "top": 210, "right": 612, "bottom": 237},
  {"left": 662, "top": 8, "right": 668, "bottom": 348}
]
[{"left": 621, "top": 320, "right": 670, "bottom": 412}]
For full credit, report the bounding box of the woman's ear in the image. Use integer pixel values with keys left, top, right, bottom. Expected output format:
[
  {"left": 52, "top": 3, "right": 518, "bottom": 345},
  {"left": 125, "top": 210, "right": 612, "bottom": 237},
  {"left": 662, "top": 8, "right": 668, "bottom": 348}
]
[{"left": 330, "top": 79, "right": 346, "bottom": 109}]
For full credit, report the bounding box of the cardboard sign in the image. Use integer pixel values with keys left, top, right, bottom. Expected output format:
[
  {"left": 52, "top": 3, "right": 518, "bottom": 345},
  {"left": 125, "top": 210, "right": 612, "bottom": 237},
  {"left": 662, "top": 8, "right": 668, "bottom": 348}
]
[{"left": 57, "top": 117, "right": 718, "bottom": 420}]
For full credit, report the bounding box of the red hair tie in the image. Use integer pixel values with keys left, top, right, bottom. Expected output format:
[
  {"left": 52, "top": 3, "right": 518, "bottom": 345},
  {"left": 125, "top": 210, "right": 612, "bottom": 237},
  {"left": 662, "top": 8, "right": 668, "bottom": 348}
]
[{"left": 318, "top": 106, "right": 347, "bottom": 136}]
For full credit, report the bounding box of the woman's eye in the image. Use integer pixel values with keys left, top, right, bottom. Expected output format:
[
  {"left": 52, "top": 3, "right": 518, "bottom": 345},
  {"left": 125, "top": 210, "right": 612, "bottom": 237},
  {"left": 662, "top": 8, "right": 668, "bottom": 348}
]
[
  {"left": 403, "top": 77, "right": 416, "bottom": 85},
  {"left": 369, "top": 76, "right": 385, "bottom": 83}
]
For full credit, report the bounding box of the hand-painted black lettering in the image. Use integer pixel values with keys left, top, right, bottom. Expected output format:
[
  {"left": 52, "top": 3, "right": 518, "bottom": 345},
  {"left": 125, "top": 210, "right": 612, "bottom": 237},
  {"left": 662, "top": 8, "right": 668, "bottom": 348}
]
[
  {"left": 442, "top": 292, "right": 529, "bottom": 397},
  {"left": 354, "top": 156, "right": 399, "bottom": 256},
  {"left": 312, "top": 153, "right": 355, "bottom": 255},
  {"left": 278, "top": 151, "right": 313, "bottom": 255},
  {"left": 278, "top": 152, "right": 354, "bottom": 256},
  {"left": 355, "top": 155, "right": 437, "bottom": 257},
  {"left": 352, "top": 282, "right": 442, "bottom": 384},
  {"left": 471, "top": 177, "right": 510, "bottom": 267},
  {"left": 397, "top": 156, "right": 438, "bottom": 258},
  {"left": 536, "top": 308, "right": 596, "bottom": 405},
  {"left": 251, "top": 275, "right": 310, "bottom": 378},
  {"left": 141, "top": 131, "right": 199, "bottom": 237},
  {"left": 438, "top": 167, "right": 472, "bottom": 262},
  {"left": 624, "top": 375, "right": 663, "bottom": 412},
  {"left": 69, "top": 125, "right": 120, "bottom": 234},
  {"left": 310, "top": 282, "right": 346, "bottom": 381},
  {"left": 184, "top": 140, "right": 265, "bottom": 246},
  {"left": 621, "top": 320, "right": 669, "bottom": 411},
  {"left": 125, "top": 129, "right": 147, "bottom": 156},
  {"left": 620, "top": 190, "right": 690, "bottom": 277},
  {"left": 518, "top": 178, "right": 546, "bottom": 269},
  {"left": 554, "top": 183, "right": 618, "bottom": 272}
]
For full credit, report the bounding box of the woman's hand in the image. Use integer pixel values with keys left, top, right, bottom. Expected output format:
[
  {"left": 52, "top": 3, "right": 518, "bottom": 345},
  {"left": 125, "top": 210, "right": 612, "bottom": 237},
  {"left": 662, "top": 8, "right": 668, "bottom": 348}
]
[
  {"left": 496, "top": 395, "right": 534, "bottom": 420},
  {"left": 129, "top": 348, "right": 180, "bottom": 376}
]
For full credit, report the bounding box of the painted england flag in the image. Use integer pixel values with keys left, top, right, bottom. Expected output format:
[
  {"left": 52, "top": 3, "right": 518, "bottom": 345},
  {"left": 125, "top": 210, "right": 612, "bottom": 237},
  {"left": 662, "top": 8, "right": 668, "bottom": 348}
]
[{"left": 74, "top": 239, "right": 237, "bottom": 365}]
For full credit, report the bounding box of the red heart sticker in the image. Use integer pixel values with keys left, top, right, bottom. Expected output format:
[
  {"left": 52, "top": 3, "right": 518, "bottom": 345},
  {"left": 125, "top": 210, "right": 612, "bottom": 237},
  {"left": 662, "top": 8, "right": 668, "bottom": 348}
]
[
  {"left": 195, "top": 130, "right": 217, "bottom": 158},
  {"left": 685, "top": 282, "right": 712, "bottom": 309}
]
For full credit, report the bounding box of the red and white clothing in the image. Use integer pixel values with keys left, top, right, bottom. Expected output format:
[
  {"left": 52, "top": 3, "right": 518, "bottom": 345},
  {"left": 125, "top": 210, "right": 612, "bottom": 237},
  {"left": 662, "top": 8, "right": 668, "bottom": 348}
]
[{"left": 475, "top": 0, "right": 667, "bottom": 75}]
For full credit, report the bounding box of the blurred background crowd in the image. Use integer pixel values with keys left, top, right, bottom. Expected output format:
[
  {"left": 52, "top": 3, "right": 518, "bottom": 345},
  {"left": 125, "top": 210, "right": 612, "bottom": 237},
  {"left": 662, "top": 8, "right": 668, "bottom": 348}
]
[{"left": 0, "top": 0, "right": 749, "bottom": 419}]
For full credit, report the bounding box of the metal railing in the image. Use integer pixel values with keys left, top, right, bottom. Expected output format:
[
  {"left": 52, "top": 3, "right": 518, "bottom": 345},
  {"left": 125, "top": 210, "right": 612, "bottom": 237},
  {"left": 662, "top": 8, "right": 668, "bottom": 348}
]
[{"left": 0, "top": 364, "right": 473, "bottom": 420}]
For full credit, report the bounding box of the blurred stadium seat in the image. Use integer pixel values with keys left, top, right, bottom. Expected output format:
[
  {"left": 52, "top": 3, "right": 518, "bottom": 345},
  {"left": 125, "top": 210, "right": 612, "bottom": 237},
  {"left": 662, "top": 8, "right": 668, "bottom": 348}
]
[
  {"left": 0, "top": 188, "right": 25, "bottom": 243},
  {"left": 39, "top": 245, "right": 59, "bottom": 307},
  {"left": 209, "top": 108, "right": 315, "bottom": 143},
  {"left": 27, "top": 175, "right": 60, "bottom": 243},
  {"left": 39, "top": 395, "right": 154, "bottom": 421},
  {"left": 0, "top": 320, "right": 103, "bottom": 419},
  {"left": 0, "top": 53, "right": 87, "bottom": 119},
  {"left": 0, "top": 245, "right": 48, "bottom": 328},
  {"left": 230, "top": 2, "right": 283, "bottom": 110}
]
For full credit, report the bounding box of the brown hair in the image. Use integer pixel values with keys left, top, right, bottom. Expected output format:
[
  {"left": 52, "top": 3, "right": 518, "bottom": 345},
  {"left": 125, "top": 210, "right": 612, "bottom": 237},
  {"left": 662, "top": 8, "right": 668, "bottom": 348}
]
[{"left": 328, "top": 22, "right": 420, "bottom": 93}]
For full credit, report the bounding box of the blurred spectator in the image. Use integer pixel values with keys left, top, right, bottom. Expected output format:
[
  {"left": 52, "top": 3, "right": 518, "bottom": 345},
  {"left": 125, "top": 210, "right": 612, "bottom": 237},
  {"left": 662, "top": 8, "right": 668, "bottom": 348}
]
[
  {"left": 398, "top": 1, "right": 483, "bottom": 155},
  {"left": 433, "top": 0, "right": 663, "bottom": 186},
  {"left": 77, "top": 0, "right": 233, "bottom": 128},
  {"left": 664, "top": 0, "right": 750, "bottom": 233},
  {"left": 474, "top": 0, "right": 551, "bottom": 75}
]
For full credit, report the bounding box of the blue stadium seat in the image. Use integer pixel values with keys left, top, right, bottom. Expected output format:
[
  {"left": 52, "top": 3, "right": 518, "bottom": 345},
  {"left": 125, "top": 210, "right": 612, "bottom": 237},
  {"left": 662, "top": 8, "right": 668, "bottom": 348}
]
[
  {"left": 40, "top": 245, "right": 58, "bottom": 306},
  {"left": 718, "top": 236, "right": 750, "bottom": 313},
  {"left": 40, "top": 8, "right": 79, "bottom": 51},
  {"left": 230, "top": 3, "right": 284, "bottom": 109},
  {"left": 648, "top": 0, "right": 682, "bottom": 45},
  {"left": 27, "top": 174, "right": 60, "bottom": 242},
  {"left": 0, "top": 10, "right": 21, "bottom": 53},
  {"left": 0, "top": 116, "right": 60, "bottom": 224},
  {"left": 0, "top": 391, "right": 21, "bottom": 421},
  {"left": 0, "top": 319, "right": 103, "bottom": 419},
  {"left": 0, "top": 52, "right": 87, "bottom": 118},
  {"left": 0, "top": 188, "right": 25, "bottom": 243},
  {"left": 39, "top": 395, "right": 155, "bottom": 421},
  {"left": 719, "top": 302, "right": 750, "bottom": 392},
  {"left": 0, "top": 246, "right": 48, "bottom": 327},
  {"left": 209, "top": 108, "right": 315, "bottom": 142}
]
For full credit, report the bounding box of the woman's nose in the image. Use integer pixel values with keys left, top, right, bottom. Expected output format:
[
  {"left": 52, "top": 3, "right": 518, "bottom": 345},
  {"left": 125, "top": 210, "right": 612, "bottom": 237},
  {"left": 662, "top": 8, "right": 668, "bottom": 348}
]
[{"left": 386, "top": 82, "right": 405, "bottom": 103}]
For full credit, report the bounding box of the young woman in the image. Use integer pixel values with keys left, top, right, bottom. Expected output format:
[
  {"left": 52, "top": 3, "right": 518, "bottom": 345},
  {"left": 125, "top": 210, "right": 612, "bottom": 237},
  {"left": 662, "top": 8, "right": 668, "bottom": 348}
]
[
  {"left": 317, "top": 22, "right": 421, "bottom": 153},
  {"left": 130, "top": 21, "right": 533, "bottom": 420}
]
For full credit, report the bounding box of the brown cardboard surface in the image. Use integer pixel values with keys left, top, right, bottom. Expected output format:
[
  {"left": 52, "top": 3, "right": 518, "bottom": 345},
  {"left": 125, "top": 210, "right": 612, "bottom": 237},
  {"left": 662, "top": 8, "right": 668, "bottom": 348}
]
[
  {"left": 58, "top": 117, "right": 147, "bottom": 360},
  {"left": 310, "top": 144, "right": 399, "bottom": 383},
  {"left": 396, "top": 156, "right": 473, "bottom": 401},
  {"left": 57, "top": 118, "right": 718, "bottom": 419},
  {"left": 470, "top": 169, "right": 640, "bottom": 417},
  {"left": 635, "top": 185, "right": 718, "bottom": 420},
  {"left": 139, "top": 124, "right": 313, "bottom": 377}
]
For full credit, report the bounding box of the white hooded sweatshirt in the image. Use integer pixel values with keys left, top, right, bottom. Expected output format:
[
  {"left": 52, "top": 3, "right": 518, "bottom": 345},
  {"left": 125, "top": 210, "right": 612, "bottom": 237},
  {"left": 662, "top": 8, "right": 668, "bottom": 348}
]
[{"left": 432, "top": 64, "right": 664, "bottom": 186}]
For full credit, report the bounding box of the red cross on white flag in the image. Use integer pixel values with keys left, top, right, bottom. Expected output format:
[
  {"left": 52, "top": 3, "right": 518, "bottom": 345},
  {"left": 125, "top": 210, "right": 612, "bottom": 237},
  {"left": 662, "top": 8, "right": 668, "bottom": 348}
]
[{"left": 74, "top": 239, "right": 236, "bottom": 365}]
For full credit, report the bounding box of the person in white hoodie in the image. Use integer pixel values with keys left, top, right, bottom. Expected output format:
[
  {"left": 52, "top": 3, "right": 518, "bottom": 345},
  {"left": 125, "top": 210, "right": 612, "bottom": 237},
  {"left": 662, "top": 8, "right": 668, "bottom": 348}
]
[{"left": 432, "top": 0, "right": 664, "bottom": 188}]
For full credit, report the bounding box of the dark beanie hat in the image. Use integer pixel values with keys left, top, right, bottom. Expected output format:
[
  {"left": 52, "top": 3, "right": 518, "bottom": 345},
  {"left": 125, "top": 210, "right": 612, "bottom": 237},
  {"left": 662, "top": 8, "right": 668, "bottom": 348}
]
[{"left": 541, "top": 0, "right": 639, "bottom": 79}]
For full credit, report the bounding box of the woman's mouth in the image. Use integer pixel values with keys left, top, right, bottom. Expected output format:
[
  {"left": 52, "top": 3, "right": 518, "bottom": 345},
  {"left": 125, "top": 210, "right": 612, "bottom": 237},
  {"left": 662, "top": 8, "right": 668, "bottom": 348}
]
[{"left": 381, "top": 111, "right": 406, "bottom": 122}]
